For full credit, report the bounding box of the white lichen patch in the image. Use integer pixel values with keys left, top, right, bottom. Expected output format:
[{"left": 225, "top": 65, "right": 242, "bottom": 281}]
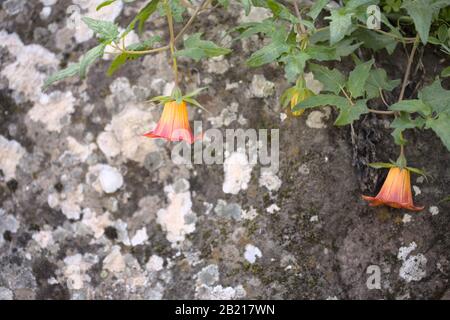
[
  {"left": 402, "top": 214, "right": 412, "bottom": 224},
  {"left": 103, "top": 245, "right": 126, "bottom": 273},
  {"left": 397, "top": 242, "right": 427, "bottom": 282},
  {"left": 242, "top": 206, "right": 258, "bottom": 220},
  {"left": 64, "top": 136, "right": 97, "bottom": 162},
  {"left": 223, "top": 151, "right": 253, "bottom": 194},
  {"left": 412, "top": 185, "right": 421, "bottom": 196},
  {"left": 32, "top": 230, "right": 54, "bottom": 249},
  {"left": 81, "top": 209, "right": 112, "bottom": 239},
  {"left": 0, "top": 30, "right": 58, "bottom": 103},
  {"left": 304, "top": 72, "right": 323, "bottom": 94},
  {"left": 429, "top": 206, "right": 439, "bottom": 216},
  {"left": 244, "top": 244, "right": 262, "bottom": 264},
  {"left": 306, "top": 108, "right": 331, "bottom": 129},
  {"left": 0, "top": 135, "right": 26, "bottom": 180},
  {"left": 63, "top": 253, "right": 96, "bottom": 290},
  {"left": 71, "top": 0, "right": 123, "bottom": 44},
  {"left": 156, "top": 181, "right": 196, "bottom": 244},
  {"left": 146, "top": 255, "right": 164, "bottom": 272},
  {"left": 249, "top": 74, "right": 275, "bottom": 98},
  {"left": 48, "top": 184, "right": 84, "bottom": 220},
  {"left": 400, "top": 254, "right": 427, "bottom": 283},
  {"left": 28, "top": 91, "right": 76, "bottom": 132},
  {"left": 99, "top": 104, "right": 157, "bottom": 164},
  {"left": 196, "top": 285, "right": 246, "bottom": 300},
  {"left": 98, "top": 165, "right": 124, "bottom": 194},
  {"left": 266, "top": 203, "right": 280, "bottom": 213},
  {"left": 258, "top": 168, "right": 282, "bottom": 192},
  {"left": 130, "top": 227, "right": 149, "bottom": 246}
]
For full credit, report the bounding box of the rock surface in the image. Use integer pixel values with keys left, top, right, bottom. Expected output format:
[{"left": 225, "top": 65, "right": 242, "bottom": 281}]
[{"left": 0, "top": 1, "right": 449, "bottom": 300}]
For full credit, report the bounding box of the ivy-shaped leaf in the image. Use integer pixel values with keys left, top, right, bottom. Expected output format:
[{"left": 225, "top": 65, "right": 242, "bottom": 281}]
[
  {"left": 365, "top": 68, "right": 400, "bottom": 99},
  {"left": 347, "top": 59, "right": 374, "bottom": 98},
  {"left": 389, "top": 99, "right": 432, "bottom": 116},
  {"left": 280, "top": 52, "right": 310, "bottom": 82},
  {"left": 308, "top": 63, "right": 346, "bottom": 95},
  {"left": 246, "top": 40, "right": 289, "bottom": 67},
  {"left": 128, "top": 0, "right": 160, "bottom": 34},
  {"left": 176, "top": 33, "right": 231, "bottom": 62},
  {"left": 80, "top": 43, "right": 107, "bottom": 78},
  {"left": 82, "top": 17, "right": 119, "bottom": 42},
  {"left": 43, "top": 63, "right": 80, "bottom": 90},
  {"left": 426, "top": 113, "right": 450, "bottom": 151},
  {"left": 334, "top": 99, "right": 369, "bottom": 126},
  {"left": 418, "top": 79, "right": 450, "bottom": 114},
  {"left": 326, "top": 9, "right": 354, "bottom": 45}
]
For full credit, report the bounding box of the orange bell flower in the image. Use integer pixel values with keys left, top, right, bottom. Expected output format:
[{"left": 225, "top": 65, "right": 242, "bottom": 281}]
[
  {"left": 144, "top": 100, "right": 194, "bottom": 144},
  {"left": 362, "top": 167, "right": 424, "bottom": 211}
]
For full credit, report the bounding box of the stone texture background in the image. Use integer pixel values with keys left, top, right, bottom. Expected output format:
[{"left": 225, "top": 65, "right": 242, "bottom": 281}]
[{"left": 0, "top": 0, "right": 449, "bottom": 300}]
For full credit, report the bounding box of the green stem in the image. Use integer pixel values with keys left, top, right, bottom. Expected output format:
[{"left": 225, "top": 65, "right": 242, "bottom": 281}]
[{"left": 164, "top": 0, "right": 179, "bottom": 87}]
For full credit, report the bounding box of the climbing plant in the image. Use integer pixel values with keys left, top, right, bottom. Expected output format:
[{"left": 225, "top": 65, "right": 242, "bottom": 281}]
[{"left": 44, "top": 0, "right": 450, "bottom": 211}]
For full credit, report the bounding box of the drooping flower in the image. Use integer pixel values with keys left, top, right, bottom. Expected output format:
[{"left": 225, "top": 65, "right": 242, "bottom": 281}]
[
  {"left": 362, "top": 167, "right": 424, "bottom": 211},
  {"left": 290, "top": 88, "right": 312, "bottom": 116},
  {"left": 144, "top": 100, "right": 194, "bottom": 144}
]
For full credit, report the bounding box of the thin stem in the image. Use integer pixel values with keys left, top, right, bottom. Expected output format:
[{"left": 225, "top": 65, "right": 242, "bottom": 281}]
[
  {"left": 175, "top": 0, "right": 210, "bottom": 42},
  {"left": 379, "top": 88, "right": 389, "bottom": 109},
  {"left": 398, "top": 35, "right": 419, "bottom": 102},
  {"left": 293, "top": 1, "right": 306, "bottom": 34},
  {"left": 111, "top": 0, "right": 209, "bottom": 56},
  {"left": 340, "top": 86, "right": 354, "bottom": 106},
  {"left": 368, "top": 108, "right": 395, "bottom": 115},
  {"left": 165, "top": 0, "right": 179, "bottom": 86}
]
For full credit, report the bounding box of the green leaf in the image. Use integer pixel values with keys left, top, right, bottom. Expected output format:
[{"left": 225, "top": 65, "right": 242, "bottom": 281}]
[
  {"left": 252, "top": 0, "right": 298, "bottom": 23},
  {"left": 280, "top": 52, "right": 310, "bottom": 82},
  {"left": 347, "top": 59, "right": 374, "bottom": 98},
  {"left": 96, "top": 0, "right": 117, "bottom": 11},
  {"left": 176, "top": 33, "right": 232, "bottom": 62},
  {"left": 426, "top": 113, "right": 450, "bottom": 151},
  {"left": 418, "top": 79, "right": 450, "bottom": 114},
  {"left": 402, "top": 0, "right": 450, "bottom": 44},
  {"left": 368, "top": 162, "right": 397, "bottom": 169},
  {"left": 334, "top": 99, "right": 369, "bottom": 126},
  {"left": 107, "top": 36, "right": 162, "bottom": 76},
  {"left": 306, "top": 39, "right": 362, "bottom": 62},
  {"left": 82, "top": 17, "right": 119, "bottom": 42},
  {"left": 406, "top": 166, "right": 428, "bottom": 178},
  {"left": 326, "top": 9, "right": 354, "bottom": 45},
  {"left": 128, "top": 0, "right": 160, "bottom": 34},
  {"left": 308, "top": 63, "right": 346, "bottom": 95},
  {"left": 43, "top": 63, "right": 80, "bottom": 89},
  {"left": 353, "top": 29, "right": 398, "bottom": 54},
  {"left": 389, "top": 99, "right": 432, "bottom": 116},
  {"left": 346, "top": 0, "right": 375, "bottom": 9},
  {"left": 293, "top": 94, "right": 349, "bottom": 112},
  {"left": 308, "top": 0, "right": 328, "bottom": 20},
  {"left": 365, "top": 68, "right": 400, "bottom": 99},
  {"left": 246, "top": 40, "right": 289, "bottom": 67},
  {"left": 392, "top": 127, "right": 407, "bottom": 145},
  {"left": 390, "top": 113, "right": 425, "bottom": 130},
  {"left": 79, "top": 43, "right": 106, "bottom": 79}
]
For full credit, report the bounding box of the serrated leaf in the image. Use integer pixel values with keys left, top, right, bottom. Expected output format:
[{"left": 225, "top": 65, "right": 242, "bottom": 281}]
[
  {"left": 82, "top": 17, "right": 119, "bottom": 42},
  {"left": 390, "top": 113, "right": 425, "bottom": 130},
  {"left": 306, "top": 39, "right": 361, "bottom": 62},
  {"left": 293, "top": 93, "right": 348, "bottom": 112},
  {"left": 426, "top": 113, "right": 450, "bottom": 151},
  {"left": 347, "top": 59, "right": 374, "bottom": 98},
  {"left": 353, "top": 29, "right": 398, "bottom": 54},
  {"left": 308, "top": 63, "right": 346, "bottom": 95},
  {"left": 280, "top": 52, "right": 310, "bottom": 82},
  {"left": 176, "top": 33, "right": 232, "bottom": 62},
  {"left": 402, "top": 0, "right": 449, "bottom": 44},
  {"left": 418, "top": 79, "right": 450, "bottom": 115},
  {"left": 246, "top": 40, "right": 289, "bottom": 67},
  {"left": 326, "top": 10, "right": 354, "bottom": 45},
  {"left": 365, "top": 68, "right": 400, "bottom": 99},
  {"left": 389, "top": 99, "right": 432, "bottom": 116},
  {"left": 308, "top": 0, "right": 328, "bottom": 20},
  {"left": 96, "top": 0, "right": 117, "bottom": 11},
  {"left": 127, "top": 0, "right": 160, "bottom": 34},
  {"left": 43, "top": 63, "right": 80, "bottom": 89},
  {"left": 334, "top": 99, "right": 369, "bottom": 126},
  {"left": 79, "top": 44, "right": 106, "bottom": 79}
]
